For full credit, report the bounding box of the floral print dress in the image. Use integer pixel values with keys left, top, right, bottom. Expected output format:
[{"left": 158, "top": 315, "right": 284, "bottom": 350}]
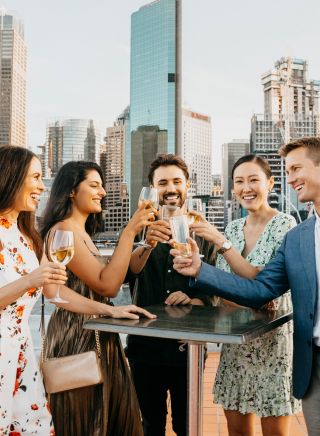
[
  {"left": 0, "top": 217, "right": 53, "bottom": 435},
  {"left": 214, "top": 212, "right": 301, "bottom": 417}
]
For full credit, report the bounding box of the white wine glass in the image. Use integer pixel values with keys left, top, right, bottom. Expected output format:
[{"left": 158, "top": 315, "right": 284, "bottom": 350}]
[
  {"left": 160, "top": 205, "right": 181, "bottom": 244},
  {"left": 136, "top": 187, "right": 159, "bottom": 248},
  {"left": 186, "top": 198, "right": 205, "bottom": 258},
  {"left": 170, "top": 215, "right": 192, "bottom": 258},
  {"left": 186, "top": 198, "right": 204, "bottom": 226},
  {"left": 48, "top": 230, "right": 74, "bottom": 303}
]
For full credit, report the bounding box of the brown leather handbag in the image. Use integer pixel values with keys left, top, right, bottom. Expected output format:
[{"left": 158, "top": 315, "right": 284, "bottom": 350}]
[{"left": 40, "top": 296, "right": 104, "bottom": 394}]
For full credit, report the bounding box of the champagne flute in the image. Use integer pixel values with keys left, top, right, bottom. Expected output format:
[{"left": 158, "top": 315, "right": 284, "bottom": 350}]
[
  {"left": 48, "top": 230, "right": 74, "bottom": 303},
  {"left": 136, "top": 187, "right": 159, "bottom": 248},
  {"left": 170, "top": 215, "right": 192, "bottom": 258}
]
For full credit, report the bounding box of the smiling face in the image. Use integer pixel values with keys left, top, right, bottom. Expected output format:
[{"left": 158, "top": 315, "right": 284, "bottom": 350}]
[
  {"left": 152, "top": 165, "right": 190, "bottom": 207},
  {"left": 286, "top": 147, "right": 320, "bottom": 206},
  {"left": 233, "top": 161, "right": 274, "bottom": 213},
  {"left": 13, "top": 157, "right": 45, "bottom": 213},
  {"left": 72, "top": 169, "right": 106, "bottom": 214}
]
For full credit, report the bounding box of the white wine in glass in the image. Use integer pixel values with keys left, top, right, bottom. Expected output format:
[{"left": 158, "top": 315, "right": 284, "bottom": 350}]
[
  {"left": 170, "top": 215, "right": 192, "bottom": 258},
  {"left": 136, "top": 187, "right": 159, "bottom": 248},
  {"left": 48, "top": 230, "right": 74, "bottom": 303}
]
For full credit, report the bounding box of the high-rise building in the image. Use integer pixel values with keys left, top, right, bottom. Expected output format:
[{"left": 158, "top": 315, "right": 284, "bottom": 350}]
[
  {"left": 222, "top": 139, "right": 249, "bottom": 226},
  {"left": 101, "top": 110, "right": 130, "bottom": 234},
  {"left": 130, "top": 0, "right": 181, "bottom": 212},
  {"left": 0, "top": 11, "right": 27, "bottom": 147},
  {"left": 251, "top": 57, "right": 320, "bottom": 215},
  {"left": 182, "top": 108, "right": 212, "bottom": 196},
  {"left": 46, "top": 119, "right": 100, "bottom": 176}
]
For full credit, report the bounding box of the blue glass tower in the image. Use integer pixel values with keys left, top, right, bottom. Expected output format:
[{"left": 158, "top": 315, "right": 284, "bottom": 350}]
[{"left": 129, "top": 0, "right": 181, "bottom": 211}]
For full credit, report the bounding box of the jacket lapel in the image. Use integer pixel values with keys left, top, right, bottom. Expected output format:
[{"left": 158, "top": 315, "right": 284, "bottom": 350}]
[{"left": 300, "top": 216, "right": 317, "bottom": 307}]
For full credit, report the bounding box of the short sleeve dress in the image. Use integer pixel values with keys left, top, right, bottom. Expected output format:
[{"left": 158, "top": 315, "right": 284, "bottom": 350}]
[
  {"left": 0, "top": 217, "right": 53, "bottom": 435},
  {"left": 213, "top": 212, "right": 301, "bottom": 417}
]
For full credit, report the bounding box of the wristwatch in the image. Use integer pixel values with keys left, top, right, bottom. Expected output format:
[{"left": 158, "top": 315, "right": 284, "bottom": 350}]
[{"left": 217, "top": 240, "right": 232, "bottom": 255}]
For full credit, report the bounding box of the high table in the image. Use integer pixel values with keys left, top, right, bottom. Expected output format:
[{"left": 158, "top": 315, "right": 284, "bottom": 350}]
[{"left": 84, "top": 304, "right": 292, "bottom": 436}]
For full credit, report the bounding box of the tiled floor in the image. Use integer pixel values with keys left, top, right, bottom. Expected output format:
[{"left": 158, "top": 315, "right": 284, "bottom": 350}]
[{"left": 166, "top": 352, "right": 307, "bottom": 436}]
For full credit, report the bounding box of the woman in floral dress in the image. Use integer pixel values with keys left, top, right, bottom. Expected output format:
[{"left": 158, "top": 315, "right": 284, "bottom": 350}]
[
  {"left": 0, "top": 146, "right": 67, "bottom": 435},
  {"left": 191, "top": 155, "right": 301, "bottom": 436}
]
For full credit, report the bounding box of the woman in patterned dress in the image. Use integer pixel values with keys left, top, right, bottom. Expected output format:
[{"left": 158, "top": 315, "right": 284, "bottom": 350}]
[
  {"left": 0, "top": 146, "right": 68, "bottom": 435},
  {"left": 40, "top": 161, "right": 156, "bottom": 436},
  {"left": 191, "top": 154, "right": 301, "bottom": 436}
]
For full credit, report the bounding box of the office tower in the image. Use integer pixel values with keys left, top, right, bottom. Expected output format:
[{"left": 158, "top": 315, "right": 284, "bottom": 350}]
[
  {"left": 101, "top": 110, "right": 130, "bottom": 233},
  {"left": 182, "top": 108, "right": 212, "bottom": 196},
  {"left": 222, "top": 139, "right": 249, "bottom": 209},
  {"left": 251, "top": 57, "right": 320, "bottom": 215},
  {"left": 0, "top": 11, "right": 27, "bottom": 147},
  {"left": 46, "top": 119, "right": 100, "bottom": 176},
  {"left": 130, "top": 0, "right": 181, "bottom": 213},
  {"left": 222, "top": 140, "right": 249, "bottom": 226}
]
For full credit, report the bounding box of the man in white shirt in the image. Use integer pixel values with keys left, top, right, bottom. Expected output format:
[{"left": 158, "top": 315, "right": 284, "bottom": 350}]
[{"left": 172, "top": 137, "right": 320, "bottom": 436}]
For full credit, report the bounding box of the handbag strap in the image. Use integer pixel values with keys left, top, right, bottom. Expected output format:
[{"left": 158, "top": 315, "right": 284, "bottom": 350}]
[{"left": 40, "top": 294, "right": 102, "bottom": 361}]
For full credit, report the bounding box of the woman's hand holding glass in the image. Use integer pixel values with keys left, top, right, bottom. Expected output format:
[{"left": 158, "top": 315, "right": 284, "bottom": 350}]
[
  {"left": 186, "top": 198, "right": 205, "bottom": 227},
  {"left": 135, "top": 187, "right": 159, "bottom": 248},
  {"left": 126, "top": 200, "right": 158, "bottom": 238},
  {"left": 48, "top": 230, "right": 74, "bottom": 303},
  {"left": 190, "top": 220, "right": 225, "bottom": 247},
  {"left": 26, "top": 263, "right": 67, "bottom": 289}
]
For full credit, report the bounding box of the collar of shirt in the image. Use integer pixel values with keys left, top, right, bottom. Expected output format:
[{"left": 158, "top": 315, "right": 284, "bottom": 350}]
[{"left": 315, "top": 211, "right": 320, "bottom": 228}]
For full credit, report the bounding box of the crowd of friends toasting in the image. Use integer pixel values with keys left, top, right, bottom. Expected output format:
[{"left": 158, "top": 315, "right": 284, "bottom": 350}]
[{"left": 1, "top": 136, "right": 320, "bottom": 436}]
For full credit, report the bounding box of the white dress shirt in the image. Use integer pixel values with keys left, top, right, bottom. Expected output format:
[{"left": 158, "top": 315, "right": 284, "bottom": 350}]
[{"left": 313, "top": 211, "right": 320, "bottom": 346}]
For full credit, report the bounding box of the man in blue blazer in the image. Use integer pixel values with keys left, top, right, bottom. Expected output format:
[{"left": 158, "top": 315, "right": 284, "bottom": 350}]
[{"left": 172, "top": 137, "right": 320, "bottom": 436}]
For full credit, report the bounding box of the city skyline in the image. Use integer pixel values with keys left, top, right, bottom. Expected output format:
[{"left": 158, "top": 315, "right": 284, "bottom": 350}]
[{"left": 6, "top": 0, "right": 320, "bottom": 172}]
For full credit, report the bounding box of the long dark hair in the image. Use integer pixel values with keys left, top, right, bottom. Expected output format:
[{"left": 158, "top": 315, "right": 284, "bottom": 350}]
[
  {"left": 231, "top": 154, "right": 272, "bottom": 180},
  {"left": 0, "top": 146, "right": 43, "bottom": 260},
  {"left": 40, "top": 161, "right": 105, "bottom": 239}
]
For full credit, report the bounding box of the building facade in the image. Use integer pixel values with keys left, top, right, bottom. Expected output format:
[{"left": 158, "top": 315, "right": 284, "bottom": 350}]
[
  {"left": 251, "top": 57, "right": 320, "bottom": 215},
  {"left": 101, "top": 110, "right": 130, "bottom": 233},
  {"left": 222, "top": 139, "right": 249, "bottom": 225},
  {"left": 46, "top": 119, "right": 100, "bottom": 176},
  {"left": 182, "top": 108, "right": 212, "bottom": 196},
  {"left": 129, "top": 0, "right": 181, "bottom": 212},
  {"left": 0, "top": 11, "right": 27, "bottom": 147}
]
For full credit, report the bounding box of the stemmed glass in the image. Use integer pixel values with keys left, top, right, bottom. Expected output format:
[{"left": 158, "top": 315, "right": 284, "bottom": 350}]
[
  {"left": 186, "top": 198, "right": 204, "bottom": 226},
  {"left": 48, "top": 230, "right": 74, "bottom": 303},
  {"left": 136, "top": 187, "right": 159, "bottom": 248},
  {"left": 186, "top": 198, "right": 205, "bottom": 258}
]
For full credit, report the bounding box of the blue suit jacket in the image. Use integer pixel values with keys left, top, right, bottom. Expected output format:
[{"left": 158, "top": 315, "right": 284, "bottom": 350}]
[{"left": 192, "top": 215, "right": 317, "bottom": 399}]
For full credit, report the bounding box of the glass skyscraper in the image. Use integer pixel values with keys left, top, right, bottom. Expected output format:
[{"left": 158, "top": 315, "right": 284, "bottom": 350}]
[
  {"left": 129, "top": 0, "right": 181, "bottom": 211},
  {"left": 0, "top": 11, "right": 27, "bottom": 147},
  {"left": 46, "top": 119, "right": 100, "bottom": 176}
]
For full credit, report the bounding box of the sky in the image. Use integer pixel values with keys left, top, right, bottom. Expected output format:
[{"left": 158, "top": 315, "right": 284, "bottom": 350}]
[{"left": 6, "top": 0, "right": 320, "bottom": 173}]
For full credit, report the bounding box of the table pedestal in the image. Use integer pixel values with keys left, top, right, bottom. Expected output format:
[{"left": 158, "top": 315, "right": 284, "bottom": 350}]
[{"left": 187, "top": 342, "right": 205, "bottom": 436}]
